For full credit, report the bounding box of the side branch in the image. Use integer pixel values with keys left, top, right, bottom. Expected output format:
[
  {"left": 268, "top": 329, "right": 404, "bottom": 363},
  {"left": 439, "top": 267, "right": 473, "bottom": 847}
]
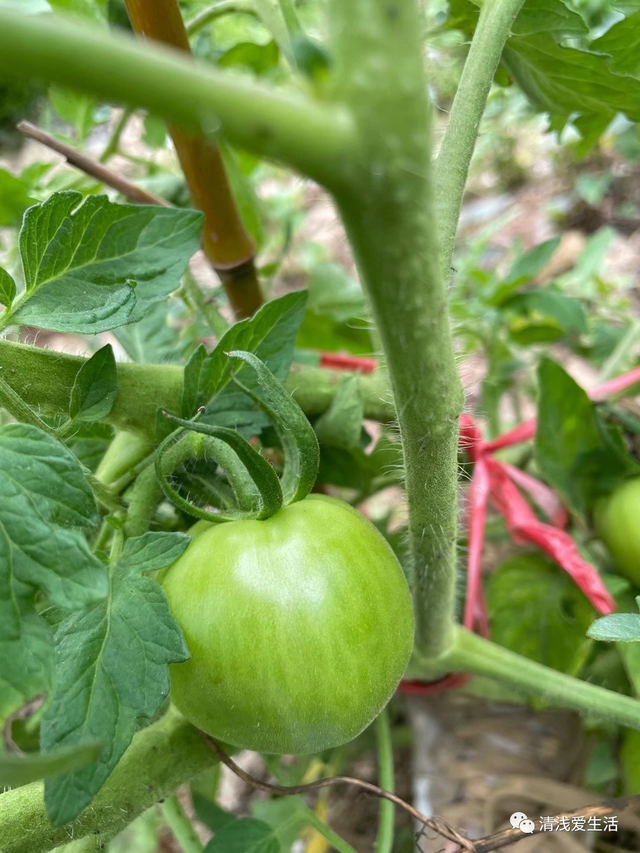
[
  {"left": 435, "top": 0, "right": 525, "bottom": 276},
  {"left": 0, "top": 340, "right": 394, "bottom": 435},
  {"left": 0, "top": 710, "right": 215, "bottom": 853},
  {"left": 0, "top": 9, "right": 357, "bottom": 187}
]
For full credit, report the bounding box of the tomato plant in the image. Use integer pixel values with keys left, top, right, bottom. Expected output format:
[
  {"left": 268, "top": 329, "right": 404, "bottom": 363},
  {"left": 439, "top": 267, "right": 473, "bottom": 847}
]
[
  {"left": 0, "top": 0, "right": 640, "bottom": 851},
  {"left": 164, "top": 495, "right": 414, "bottom": 754}
]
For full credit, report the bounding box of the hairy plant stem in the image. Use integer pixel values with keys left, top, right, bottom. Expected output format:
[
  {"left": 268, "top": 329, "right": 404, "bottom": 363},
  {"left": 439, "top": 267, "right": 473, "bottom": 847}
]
[
  {"left": 329, "top": 0, "right": 464, "bottom": 658},
  {"left": 374, "top": 710, "right": 394, "bottom": 853},
  {"left": 435, "top": 0, "right": 525, "bottom": 277},
  {"left": 0, "top": 340, "right": 395, "bottom": 434},
  {"left": 0, "top": 376, "right": 56, "bottom": 435},
  {"left": 0, "top": 709, "right": 215, "bottom": 853},
  {"left": 0, "top": 10, "right": 356, "bottom": 188},
  {"left": 444, "top": 627, "right": 640, "bottom": 730}
]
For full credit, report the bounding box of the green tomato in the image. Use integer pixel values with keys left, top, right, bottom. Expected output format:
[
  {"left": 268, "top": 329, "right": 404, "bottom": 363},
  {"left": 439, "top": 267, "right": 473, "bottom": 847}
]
[
  {"left": 594, "top": 477, "right": 640, "bottom": 586},
  {"left": 163, "top": 494, "right": 414, "bottom": 754}
]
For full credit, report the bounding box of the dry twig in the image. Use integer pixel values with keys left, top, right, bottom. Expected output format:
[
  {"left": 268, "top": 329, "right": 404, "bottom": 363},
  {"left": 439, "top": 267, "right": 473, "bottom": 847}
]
[
  {"left": 17, "top": 120, "right": 169, "bottom": 206},
  {"left": 202, "top": 734, "right": 640, "bottom": 853}
]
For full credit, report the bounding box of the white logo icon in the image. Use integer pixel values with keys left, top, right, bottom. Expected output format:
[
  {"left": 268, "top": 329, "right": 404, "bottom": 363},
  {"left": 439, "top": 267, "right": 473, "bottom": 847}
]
[
  {"left": 520, "top": 819, "right": 535, "bottom": 834},
  {"left": 510, "top": 812, "right": 528, "bottom": 829}
]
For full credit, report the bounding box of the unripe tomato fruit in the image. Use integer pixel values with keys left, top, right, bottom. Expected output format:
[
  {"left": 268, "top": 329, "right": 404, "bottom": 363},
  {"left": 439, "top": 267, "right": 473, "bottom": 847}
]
[
  {"left": 594, "top": 477, "right": 640, "bottom": 586},
  {"left": 162, "top": 494, "right": 414, "bottom": 754}
]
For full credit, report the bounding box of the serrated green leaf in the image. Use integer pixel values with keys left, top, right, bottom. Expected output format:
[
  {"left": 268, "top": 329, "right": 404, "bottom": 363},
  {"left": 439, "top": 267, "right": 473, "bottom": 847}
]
[
  {"left": 535, "top": 359, "right": 639, "bottom": 514},
  {"left": 512, "top": 0, "right": 588, "bottom": 37},
  {"left": 196, "top": 292, "right": 307, "bottom": 437},
  {"left": 204, "top": 818, "right": 281, "bottom": 853},
  {"left": 113, "top": 300, "right": 194, "bottom": 364},
  {"left": 0, "top": 423, "right": 98, "bottom": 527},
  {"left": 197, "top": 292, "right": 307, "bottom": 408},
  {"left": 0, "top": 267, "right": 16, "bottom": 308},
  {"left": 503, "top": 34, "right": 640, "bottom": 124},
  {"left": 0, "top": 424, "right": 105, "bottom": 723},
  {"left": 8, "top": 192, "right": 202, "bottom": 334},
  {"left": 41, "top": 559, "right": 188, "bottom": 825},
  {"left": 592, "top": 11, "right": 640, "bottom": 78},
  {"left": 118, "top": 532, "right": 191, "bottom": 573},
  {"left": 0, "top": 741, "right": 101, "bottom": 787},
  {"left": 69, "top": 344, "right": 118, "bottom": 423},
  {"left": 487, "top": 553, "right": 595, "bottom": 674},
  {"left": 587, "top": 613, "right": 640, "bottom": 642}
]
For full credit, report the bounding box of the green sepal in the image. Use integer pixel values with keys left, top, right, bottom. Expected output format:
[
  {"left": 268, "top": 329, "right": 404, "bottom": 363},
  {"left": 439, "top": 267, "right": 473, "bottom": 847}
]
[
  {"left": 227, "top": 350, "right": 319, "bottom": 504},
  {"left": 155, "top": 412, "right": 283, "bottom": 522}
]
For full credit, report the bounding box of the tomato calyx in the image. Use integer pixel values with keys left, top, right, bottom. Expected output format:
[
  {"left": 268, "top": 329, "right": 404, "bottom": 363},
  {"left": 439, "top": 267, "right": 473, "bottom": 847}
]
[{"left": 154, "top": 351, "right": 319, "bottom": 524}]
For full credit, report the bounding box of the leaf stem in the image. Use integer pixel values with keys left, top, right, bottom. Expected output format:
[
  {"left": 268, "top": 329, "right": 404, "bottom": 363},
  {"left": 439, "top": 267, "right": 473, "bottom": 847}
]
[
  {"left": 181, "top": 268, "right": 230, "bottom": 337},
  {"left": 0, "top": 9, "right": 357, "bottom": 187},
  {"left": 374, "top": 710, "right": 395, "bottom": 853},
  {"left": 100, "top": 106, "right": 135, "bottom": 162},
  {"left": 446, "top": 627, "right": 640, "bottom": 730},
  {"left": 302, "top": 807, "right": 360, "bottom": 853},
  {"left": 435, "top": 0, "right": 525, "bottom": 277},
  {"left": 161, "top": 795, "right": 202, "bottom": 853},
  {"left": 0, "top": 376, "right": 56, "bottom": 435},
  {"left": 185, "top": 0, "right": 256, "bottom": 35}
]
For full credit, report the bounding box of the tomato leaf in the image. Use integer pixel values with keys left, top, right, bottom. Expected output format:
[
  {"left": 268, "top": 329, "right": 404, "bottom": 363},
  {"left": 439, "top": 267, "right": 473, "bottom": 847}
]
[
  {"left": 591, "top": 10, "right": 640, "bottom": 78},
  {"left": 118, "top": 531, "right": 191, "bottom": 573},
  {"left": 69, "top": 344, "right": 118, "bottom": 423},
  {"left": 0, "top": 424, "right": 105, "bottom": 723},
  {"left": 588, "top": 613, "right": 640, "bottom": 642},
  {"left": 184, "top": 292, "right": 306, "bottom": 435},
  {"left": 204, "top": 818, "right": 281, "bottom": 853},
  {"left": 41, "top": 533, "right": 190, "bottom": 826},
  {"left": 486, "top": 553, "right": 595, "bottom": 676},
  {"left": 588, "top": 599, "right": 640, "bottom": 643},
  {"left": 7, "top": 192, "right": 202, "bottom": 334},
  {"left": 0, "top": 741, "right": 101, "bottom": 787},
  {"left": 535, "top": 359, "right": 638, "bottom": 515},
  {"left": 503, "top": 34, "right": 640, "bottom": 124},
  {"left": 0, "top": 267, "right": 16, "bottom": 308}
]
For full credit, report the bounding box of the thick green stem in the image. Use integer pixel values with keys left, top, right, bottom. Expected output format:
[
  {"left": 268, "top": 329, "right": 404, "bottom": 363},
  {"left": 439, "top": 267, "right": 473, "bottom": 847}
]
[
  {"left": 329, "top": 0, "right": 464, "bottom": 658},
  {"left": 435, "top": 0, "right": 524, "bottom": 277},
  {"left": 95, "top": 431, "right": 155, "bottom": 488},
  {"left": 161, "top": 795, "right": 202, "bottom": 853},
  {"left": 0, "top": 10, "right": 356, "bottom": 187},
  {"left": 0, "top": 340, "right": 395, "bottom": 434},
  {"left": 374, "top": 710, "right": 394, "bottom": 853},
  {"left": 0, "top": 709, "right": 215, "bottom": 853},
  {"left": 446, "top": 627, "right": 640, "bottom": 730},
  {"left": 0, "top": 340, "right": 183, "bottom": 436}
]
